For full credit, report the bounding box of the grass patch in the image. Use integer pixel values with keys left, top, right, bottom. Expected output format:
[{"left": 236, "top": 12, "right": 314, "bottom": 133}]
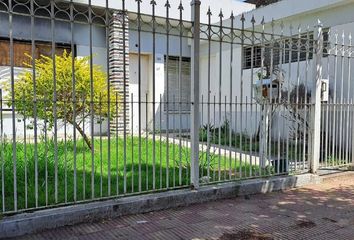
[{"left": 0, "top": 136, "right": 262, "bottom": 212}]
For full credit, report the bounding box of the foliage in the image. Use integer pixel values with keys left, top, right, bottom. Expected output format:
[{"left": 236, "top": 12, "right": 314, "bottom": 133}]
[
  {"left": 3, "top": 51, "right": 120, "bottom": 149},
  {"left": 201, "top": 123, "right": 215, "bottom": 133},
  {"left": 200, "top": 119, "right": 259, "bottom": 152}
]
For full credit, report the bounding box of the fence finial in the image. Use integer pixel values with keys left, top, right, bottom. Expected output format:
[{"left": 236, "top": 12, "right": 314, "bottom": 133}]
[
  {"left": 240, "top": 13, "right": 245, "bottom": 22},
  {"left": 230, "top": 11, "right": 235, "bottom": 20},
  {"left": 165, "top": 0, "right": 171, "bottom": 8},
  {"left": 150, "top": 0, "right": 156, "bottom": 6},
  {"left": 207, "top": 6, "right": 212, "bottom": 16},
  {"left": 251, "top": 15, "right": 255, "bottom": 24},
  {"left": 219, "top": 9, "right": 224, "bottom": 18},
  {"left": 178, "top": 1, "right": 183, "bottom": 10},
  {"left": 261, "top": 16, "right": 265, "bottom": 25}
]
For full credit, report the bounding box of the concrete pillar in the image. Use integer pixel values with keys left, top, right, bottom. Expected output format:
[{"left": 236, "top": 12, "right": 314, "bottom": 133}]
[{"left": 310, "top": 20, "right": 323, "bottom": 173}]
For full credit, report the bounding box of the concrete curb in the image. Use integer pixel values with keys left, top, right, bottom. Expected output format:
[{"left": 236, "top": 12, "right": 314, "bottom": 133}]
[{"left": 0, "top": 173, "right": 321, "bottom": 239}]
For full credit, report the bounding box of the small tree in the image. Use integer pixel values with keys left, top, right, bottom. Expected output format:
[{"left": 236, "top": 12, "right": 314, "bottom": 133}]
[{"left": 3, "top": 51, "right": 120, "bottom": 150}]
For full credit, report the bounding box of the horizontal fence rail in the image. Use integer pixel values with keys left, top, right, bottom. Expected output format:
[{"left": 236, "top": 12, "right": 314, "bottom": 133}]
[{"left": 0, "top": 0, "right": 352, "bottom": 214}]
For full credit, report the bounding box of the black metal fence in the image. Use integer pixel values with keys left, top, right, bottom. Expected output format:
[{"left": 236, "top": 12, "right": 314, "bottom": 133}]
[{"left": 0, "top": 0, "right": 351, "bottom": 214}]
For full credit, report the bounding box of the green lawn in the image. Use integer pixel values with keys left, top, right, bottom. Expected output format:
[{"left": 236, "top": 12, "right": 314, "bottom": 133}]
[{"left": 0, "top": 136, "right": 259, "bottom": 212}]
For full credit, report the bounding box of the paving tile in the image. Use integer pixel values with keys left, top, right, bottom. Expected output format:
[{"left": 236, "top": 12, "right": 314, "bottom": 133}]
[
  {"left": 131, "top": 222, "right": 166, "bottom": 234},
  {"left": 176, "top": 212, "right": 209, "bottom": 224},
  {"left": 109, "top": 226, "right": 143, "bottom": 239},
  {"left": 144, "top": 229, "right": 183, "bottom": 240}
]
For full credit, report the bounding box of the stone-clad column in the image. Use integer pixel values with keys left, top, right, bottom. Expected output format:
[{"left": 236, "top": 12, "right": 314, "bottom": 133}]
[{"left": 109, "top": 11, "right": 130, "bottom": 134}]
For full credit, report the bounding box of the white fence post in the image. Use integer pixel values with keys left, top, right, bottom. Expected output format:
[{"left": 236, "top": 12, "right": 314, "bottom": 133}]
[
  {"left": 310, "top": 20, "right": 323, "bottom": 173},
  {"left": 190, "top": 0, "right": 200, "bottom": 189}
]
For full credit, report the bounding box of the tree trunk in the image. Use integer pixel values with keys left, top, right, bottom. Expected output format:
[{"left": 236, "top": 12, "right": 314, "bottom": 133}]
[{"left": 68, "top": 119, "right": 92, "bottom": 150}]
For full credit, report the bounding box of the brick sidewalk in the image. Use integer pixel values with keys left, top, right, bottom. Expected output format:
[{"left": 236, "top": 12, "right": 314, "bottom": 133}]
[{"left": 12, "top": 174, "right": 354, "bottom": 240}]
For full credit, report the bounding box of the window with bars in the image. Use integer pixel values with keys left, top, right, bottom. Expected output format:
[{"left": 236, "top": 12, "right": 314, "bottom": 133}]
[
  {"left": 243, "top": 46, "right": 262, "bottom": 69},
  {"left": 242, "top": 29, "right": 329, "bottom": 69},
  {"left": 164, "top": 56, "right": 191, "bottom": 112}
]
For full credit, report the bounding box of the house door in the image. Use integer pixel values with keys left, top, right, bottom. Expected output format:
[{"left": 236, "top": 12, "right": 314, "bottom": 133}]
[{"left": 129, "top": 54, "right": 150, "bottom": 134}]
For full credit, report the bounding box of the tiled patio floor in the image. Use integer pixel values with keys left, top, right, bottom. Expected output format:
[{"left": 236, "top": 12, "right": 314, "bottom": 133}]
[{"left": 12, "top": 174, "right": 354, "bottom": 240}]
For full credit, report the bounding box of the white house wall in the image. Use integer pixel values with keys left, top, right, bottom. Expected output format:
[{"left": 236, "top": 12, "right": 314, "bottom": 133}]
[
  {"left": 199, "top": 43, "right": 257, "bottom": 137},
  {"left": 199, "top": 41, "right": 354, "bottom": 142},
  {"left": 198, "top": 39, "right": 322, "bottom": 140}
]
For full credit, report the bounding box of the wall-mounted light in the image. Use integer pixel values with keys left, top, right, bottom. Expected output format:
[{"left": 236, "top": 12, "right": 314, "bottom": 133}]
[{"left": 321, "top": 79, "right": 329, "bottom": 102}]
